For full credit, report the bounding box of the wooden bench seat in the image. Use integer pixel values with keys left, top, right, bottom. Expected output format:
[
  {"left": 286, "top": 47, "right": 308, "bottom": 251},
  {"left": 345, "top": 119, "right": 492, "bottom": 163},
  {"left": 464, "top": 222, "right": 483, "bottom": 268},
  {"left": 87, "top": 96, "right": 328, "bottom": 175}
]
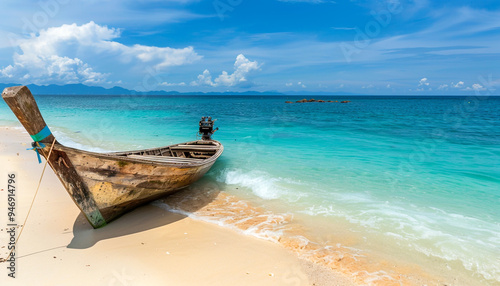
[{"left": 170, "top": 145, "right": 219, "bottom": 151}]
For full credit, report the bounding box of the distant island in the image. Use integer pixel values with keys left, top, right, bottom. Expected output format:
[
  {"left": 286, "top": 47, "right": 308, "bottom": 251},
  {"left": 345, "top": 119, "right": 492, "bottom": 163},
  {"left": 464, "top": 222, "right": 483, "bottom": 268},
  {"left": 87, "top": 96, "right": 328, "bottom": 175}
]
[
  {"left": 0, "top": 83, "right": 281, "bottom": 96},
  {"left": 0, "top": 83, "right": 358, "bottom": 96}
]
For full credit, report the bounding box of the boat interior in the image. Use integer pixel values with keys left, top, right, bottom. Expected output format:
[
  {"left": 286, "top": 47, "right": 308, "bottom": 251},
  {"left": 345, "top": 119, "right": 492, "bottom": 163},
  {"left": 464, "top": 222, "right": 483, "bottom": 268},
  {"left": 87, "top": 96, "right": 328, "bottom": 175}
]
[{"left": 111, "top": 140, "right": 220, "bottom": 164}]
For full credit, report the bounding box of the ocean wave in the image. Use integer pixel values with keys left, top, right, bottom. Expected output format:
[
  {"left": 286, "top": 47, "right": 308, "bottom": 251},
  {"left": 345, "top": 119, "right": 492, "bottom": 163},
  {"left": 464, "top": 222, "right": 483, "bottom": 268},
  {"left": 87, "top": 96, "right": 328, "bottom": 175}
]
[{"left": 216, "top": 168, "right": 307, "bottom": 201}]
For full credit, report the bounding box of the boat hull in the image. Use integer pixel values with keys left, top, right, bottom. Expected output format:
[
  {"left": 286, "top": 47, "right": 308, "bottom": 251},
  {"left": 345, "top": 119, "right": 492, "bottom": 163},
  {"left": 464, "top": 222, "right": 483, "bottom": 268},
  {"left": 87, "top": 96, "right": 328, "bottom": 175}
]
[{"left": 41, "top": 142, "right": 222, "bottom": 227}]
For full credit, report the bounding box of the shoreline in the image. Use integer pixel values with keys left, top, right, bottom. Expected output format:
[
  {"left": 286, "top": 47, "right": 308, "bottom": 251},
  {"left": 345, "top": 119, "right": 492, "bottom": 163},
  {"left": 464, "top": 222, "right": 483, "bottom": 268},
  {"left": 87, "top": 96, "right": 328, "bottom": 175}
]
[{"left": 0, "top": 126, "right": 353, "bottom": 285}]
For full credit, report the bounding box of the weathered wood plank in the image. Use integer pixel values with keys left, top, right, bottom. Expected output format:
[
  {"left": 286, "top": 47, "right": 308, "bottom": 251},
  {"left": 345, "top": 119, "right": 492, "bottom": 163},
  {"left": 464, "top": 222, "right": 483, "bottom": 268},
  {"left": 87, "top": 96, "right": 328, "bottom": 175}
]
[
  {"left": 2, "top": 86, "right": 55, "bottom": 144},
  {"left": 43, "top": 146, "right": 107, "bottom": 226},
  {"left": 1, "top": 86, "right": 106, "bottom": 228},
  {"left": 127, "top": 154, "right": 205, "bottom": 163}
]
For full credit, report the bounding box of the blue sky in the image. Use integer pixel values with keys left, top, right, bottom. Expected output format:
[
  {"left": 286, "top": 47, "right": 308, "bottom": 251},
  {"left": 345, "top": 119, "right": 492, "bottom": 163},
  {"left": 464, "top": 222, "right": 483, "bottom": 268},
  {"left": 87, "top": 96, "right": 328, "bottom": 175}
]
[{"left": 0, "top": 0, "right": 499, "bottom": 94}]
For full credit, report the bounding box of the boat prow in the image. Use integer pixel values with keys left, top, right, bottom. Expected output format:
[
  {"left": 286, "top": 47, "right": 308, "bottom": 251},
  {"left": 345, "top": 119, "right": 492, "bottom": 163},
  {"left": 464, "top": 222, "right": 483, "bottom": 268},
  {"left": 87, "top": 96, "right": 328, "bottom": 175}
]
[{"left": 2, "top": 86, "right": 223, "bottom": 228}]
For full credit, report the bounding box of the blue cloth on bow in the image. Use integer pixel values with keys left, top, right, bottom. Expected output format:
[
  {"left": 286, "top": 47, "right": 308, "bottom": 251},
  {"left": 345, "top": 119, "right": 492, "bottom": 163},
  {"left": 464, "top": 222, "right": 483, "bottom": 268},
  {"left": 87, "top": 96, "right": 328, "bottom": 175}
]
[{"left": 27, "top": 126, "right": 52, "bottom": 164}]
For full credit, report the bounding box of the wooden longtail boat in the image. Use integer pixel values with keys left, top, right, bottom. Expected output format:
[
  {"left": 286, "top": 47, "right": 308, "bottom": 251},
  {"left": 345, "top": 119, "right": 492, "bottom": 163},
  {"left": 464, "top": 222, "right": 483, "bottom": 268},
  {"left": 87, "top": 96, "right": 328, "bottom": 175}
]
[{"left": 2, "top": 86, "right": 223, "bottom": 228}]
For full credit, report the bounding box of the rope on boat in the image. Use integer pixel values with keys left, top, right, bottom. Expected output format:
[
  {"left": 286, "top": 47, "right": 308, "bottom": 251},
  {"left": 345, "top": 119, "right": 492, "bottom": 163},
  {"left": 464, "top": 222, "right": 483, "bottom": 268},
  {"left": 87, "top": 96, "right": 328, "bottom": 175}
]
[
  {"left": 1, "top": 137, "right": 57, "bottom": 263},
  {"left": 27, "top": 142, "right": 45, "bottom": 163}
]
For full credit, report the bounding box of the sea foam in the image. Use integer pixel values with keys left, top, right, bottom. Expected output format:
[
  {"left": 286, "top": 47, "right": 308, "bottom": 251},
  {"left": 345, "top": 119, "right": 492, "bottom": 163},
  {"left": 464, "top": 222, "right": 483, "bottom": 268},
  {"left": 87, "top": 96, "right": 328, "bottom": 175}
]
[{"left": 216, "top": 168, "right": 307, "bottom": 201}]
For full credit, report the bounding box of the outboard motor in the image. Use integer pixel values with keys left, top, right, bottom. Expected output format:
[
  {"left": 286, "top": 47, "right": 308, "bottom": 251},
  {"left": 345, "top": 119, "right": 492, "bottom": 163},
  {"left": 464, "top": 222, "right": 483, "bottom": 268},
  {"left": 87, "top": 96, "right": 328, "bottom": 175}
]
[{"left": 199, "top": 116, "right": 219, "bottom": 140}]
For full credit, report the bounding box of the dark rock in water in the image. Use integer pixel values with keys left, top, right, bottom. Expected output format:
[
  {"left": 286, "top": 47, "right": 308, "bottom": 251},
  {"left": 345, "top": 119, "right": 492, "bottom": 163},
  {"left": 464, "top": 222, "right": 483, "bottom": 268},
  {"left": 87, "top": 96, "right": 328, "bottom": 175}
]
[
  {"left": 292, "top": 98, "right": 337, "bottom": 104},
  {"left": 341, "top": 100, "right": 351, "bottom": 103}
]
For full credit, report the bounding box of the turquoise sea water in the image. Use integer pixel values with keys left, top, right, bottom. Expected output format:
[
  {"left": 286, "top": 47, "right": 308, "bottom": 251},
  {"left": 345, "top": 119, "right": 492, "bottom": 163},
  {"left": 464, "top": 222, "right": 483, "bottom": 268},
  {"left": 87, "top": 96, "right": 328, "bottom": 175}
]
[{"left": 1, "top": 94, "right": 499, "bottom": 284}]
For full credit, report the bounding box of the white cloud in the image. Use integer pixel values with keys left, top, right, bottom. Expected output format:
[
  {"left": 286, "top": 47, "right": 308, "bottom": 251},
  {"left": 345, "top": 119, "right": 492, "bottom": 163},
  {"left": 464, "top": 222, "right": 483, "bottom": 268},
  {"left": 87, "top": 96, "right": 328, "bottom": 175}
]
[
  {"left": 453, "top": 81, "right": 464, "bottom": 88},
  {"left": 0, "top": 65, "right": 15, "bottom": 78},
  {"left": 160, "top": 81, "right": 186, "bottom": 87},
  {"left": 191, "top": 69, "right": 216, "bottom": 87},
  {"left": 286, "top": 82, "right": 293, "bottom": 87},
  {"left": 418, "top": 78, "right": 429, "bottom": 86},
  {"left": 297, "top": 81, "right": 306, "bottom": 88},
  {"left": 438, "top": 84, "right": 449, "bottom": 90},
  {"left": 386, "top": 84, "right": 391, "bottom": 88},
  {"left": 465, "top": 83, "right": 486, "bottom": 91},
  {"left": 131, "top": 44, "right": 200, "bottom": 69},
  {"left": 0, "top": 22, "right": 201, "bottom": 85},
  {"left": 192, "top": 54, "right": 260, "bottom": 87},
  {"left": 472, "top": 83, "right": 485, "bottom": 91}
]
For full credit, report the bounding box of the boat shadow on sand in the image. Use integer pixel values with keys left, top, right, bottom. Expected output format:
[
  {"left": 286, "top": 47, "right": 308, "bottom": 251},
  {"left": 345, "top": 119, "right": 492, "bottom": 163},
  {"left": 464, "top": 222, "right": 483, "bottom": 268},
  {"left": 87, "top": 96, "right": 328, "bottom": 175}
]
[{"left": 67, "top": 177, "right": 222, "bottom": 249}]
